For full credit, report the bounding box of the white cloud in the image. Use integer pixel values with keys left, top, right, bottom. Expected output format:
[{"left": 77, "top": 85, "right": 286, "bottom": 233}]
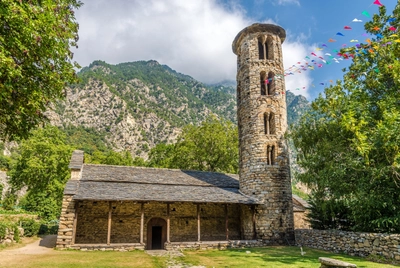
[
  {"left": 73, "top": 0, "right": 310, "bottom": 90},
  {"left": 275, "top": 0, "right": 300, "bottom": 6},
  {"left": 74, "top": 0, "right": 249, "bottom": 83}
]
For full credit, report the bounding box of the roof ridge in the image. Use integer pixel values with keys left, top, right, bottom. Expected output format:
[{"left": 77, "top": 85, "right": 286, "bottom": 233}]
[
  {"left": 83, "top": 164, "right": 238, "bottom": 176},
  {"left": 81, "top": 179, "right": 239, "bottom": 188}
]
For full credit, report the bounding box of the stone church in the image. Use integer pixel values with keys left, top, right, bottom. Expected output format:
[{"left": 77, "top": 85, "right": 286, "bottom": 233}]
[{"left": 56, "top": 23, "right": 306, "bottom": 250}]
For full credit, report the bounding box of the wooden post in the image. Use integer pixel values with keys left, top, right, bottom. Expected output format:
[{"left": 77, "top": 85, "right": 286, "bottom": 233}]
[
  {"left": 225, "top": 204, "right": 229, "bottom": 241},
  {"left": 140, "top": 203, "right": 144, "bottom": 244},
  {"left": 107, "top": 201, "right": 112, "bottom": 245},
  {"left": 252, "top": 205, "right": 257, "bottom": 240},
  {"left": 71, "top": 201, "right": 78, "bottom": 245},
  {"left": 167, "top": 203, "right": 170, "bottom": 243},
  {"left": 197, "top": 204, "right": 201, "bottom": 242}
]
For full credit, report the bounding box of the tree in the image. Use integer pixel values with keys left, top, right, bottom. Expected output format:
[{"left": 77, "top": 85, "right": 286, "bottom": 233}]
[
  {"left": 7, "top": 126, "right": 74, "bottom": 219},
  {"left": 148, "top": 116, "right": 239, "bottom": 174},
  {"left": 291, "top": 4, "right": 400, "bottom": 232},
  {"left": 85, "top": 150, "right": 141, "bottom": 166},
  {"left": 0, "top": 0, "right": 82, "bottom": 140}
]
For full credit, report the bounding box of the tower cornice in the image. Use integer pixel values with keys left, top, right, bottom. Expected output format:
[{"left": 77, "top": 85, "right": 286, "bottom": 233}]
[{"left": 232, "top": 23, "right": 286, "bottom": 55}]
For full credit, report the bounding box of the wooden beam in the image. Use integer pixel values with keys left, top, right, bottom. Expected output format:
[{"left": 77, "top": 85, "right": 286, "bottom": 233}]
[
  {"left": 167, "top": 203, "right": 170, "bottom": 243},
  {"left": 197, "top": 204, "right": 201, "bottom": 242},
  {"left": 107, "top": 201, "right": 112, "bottom": 245},
  {"left": 71, "top": 201, "right": 78, "bottom": 245},
  {"left": 252, "top": 205, "right": 257, "bottom": 240},
  {"left": 140, "top": 203, "right": 144, "bottom": 244},
  {"left": 225, "top": 204, "right": 229, "bottom": 241}
]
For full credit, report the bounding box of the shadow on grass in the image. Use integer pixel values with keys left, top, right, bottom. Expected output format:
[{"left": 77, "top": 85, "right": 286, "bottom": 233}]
[{"left": 182, "top": 246, "right": 399, "bottom": 268}]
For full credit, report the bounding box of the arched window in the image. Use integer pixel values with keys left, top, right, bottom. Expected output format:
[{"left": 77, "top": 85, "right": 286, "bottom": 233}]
[
  {"left": 258, "top": 40, "right": 264, "bottom": 60},
  {"left": 269, "top": 112, "right": 275, "bottom": 134},
  {"left": 267, "top": 145, "right": 275, "bottom": 165},
  {"left": 264, "top": 113, "right": 268, "bottom": 134},
  {"left": 267, "top": 72, "right": 275, "bottom": 95},
  {"left": 264, "top": 112, "right": 275, "bottom": 135},
  {"left": 260, "top": 71, "right": 267, "bottom": 95}
]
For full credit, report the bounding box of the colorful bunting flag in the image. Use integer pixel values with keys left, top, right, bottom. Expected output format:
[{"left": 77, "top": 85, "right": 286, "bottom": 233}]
[
  {"left": 373, "top": 0, "right": 383, "bottom": 7},
  {"left": 336, "top": 32, "right": 345, "bottom": 36},
  {"left": 344, "top": 26, "right": 352, "bottom": 30},
  {"left": 362, "top": 11, "right": 370, "bottom": 17}
]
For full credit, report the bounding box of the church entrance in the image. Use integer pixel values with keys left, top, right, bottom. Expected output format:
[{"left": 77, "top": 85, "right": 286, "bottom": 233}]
[{"left": 147, "top": 218, "right": 167, "bottom": 250}]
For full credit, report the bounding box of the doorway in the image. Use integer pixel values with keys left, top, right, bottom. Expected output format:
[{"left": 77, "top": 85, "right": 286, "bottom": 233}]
[{"left": 147, "top": 218, "right": 167, "bottom": 250}]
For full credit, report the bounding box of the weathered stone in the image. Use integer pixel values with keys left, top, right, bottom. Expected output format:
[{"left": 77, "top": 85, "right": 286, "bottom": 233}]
[{"left": 319, "top": 257, "right": 357, "bottom": 268}]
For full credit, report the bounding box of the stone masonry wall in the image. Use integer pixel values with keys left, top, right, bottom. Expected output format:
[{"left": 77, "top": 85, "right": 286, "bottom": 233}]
[
  {"left": 56, "top": 195, "right": 76, "bottom": 248},
  {"left": 68, "top": 201, "right": 245, "bottom": 247},
  {"left": 233, "top": 24, "right": 294, "bottom": 245},
  {"left": 293, "top": 211, "right": 311, "bottom": 230},
  {"left": 295, "top": 229, "right": 400, "bottom": 261},
  {"left": 75, "top": 200, "right": 109, "bottom": 244}
]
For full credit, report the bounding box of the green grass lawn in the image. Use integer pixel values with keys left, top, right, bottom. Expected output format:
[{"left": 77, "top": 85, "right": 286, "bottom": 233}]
[
  {"left": 176, "top": 247, "right": 400, "bottom": 268},
  {"left": 1, "top": 246, "right": 399, "bottom": 268}
]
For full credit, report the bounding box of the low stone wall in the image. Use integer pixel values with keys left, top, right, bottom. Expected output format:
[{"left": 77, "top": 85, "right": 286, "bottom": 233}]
[
  {"left": 295, "top": 229, "right": 400, "bottom": 261},
  {"left": 0, "top": 226, "right": 24, "bottom": 245},
  {"left": 166, "top": 240, "right": 264, "bottom": 250},
  {"left": 69, "top": 243, "right": 145, "bottom": 251}
]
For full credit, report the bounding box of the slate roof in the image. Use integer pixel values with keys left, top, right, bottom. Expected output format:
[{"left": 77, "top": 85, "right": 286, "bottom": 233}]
[
  {"left": 66, "top": 164, "right": 262, "bottom": 204},
  {"left": 68, "top": 150, "right": 84, "bottom": 169}
]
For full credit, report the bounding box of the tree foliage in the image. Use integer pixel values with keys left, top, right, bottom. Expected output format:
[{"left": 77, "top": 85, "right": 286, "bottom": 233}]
[
  {"left": 148, "top": 116, "right": 239, "bottom": 174},
  {"left": 7, "top": 126, "right": 74, "bottom": 219},
  {"left": 85, "top": 149, "right": 138, "bottom": 166},
  {"left": 0, "top": 0, "right": 81, "bottom": 140},
  {"left": 291, "top": 5, "right": 400, "bottom": 233}
]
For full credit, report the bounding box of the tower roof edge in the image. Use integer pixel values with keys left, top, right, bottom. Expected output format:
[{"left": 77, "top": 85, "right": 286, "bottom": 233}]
[{"left": 232, "top": 23, "right": 286, "bottom": 55}]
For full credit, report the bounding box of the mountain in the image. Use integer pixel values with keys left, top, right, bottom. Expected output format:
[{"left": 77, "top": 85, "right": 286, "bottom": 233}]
[
  {"left": 46, "top": 60, "right": 237, "bottom": 158},
  {"left": 286, "top": 91, "right": 310, "bottom": 127},
  {"left": 46, "top": 60, "right": 309, "bottom": 159}
]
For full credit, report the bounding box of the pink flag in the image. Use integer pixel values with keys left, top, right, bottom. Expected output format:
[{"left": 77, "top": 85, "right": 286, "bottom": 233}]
[
  {"left": 373, "top": 0, "right": 383, "bottom": 7},
  {"left": 344, "top": 26, "right": 352, "bottom": 30}
]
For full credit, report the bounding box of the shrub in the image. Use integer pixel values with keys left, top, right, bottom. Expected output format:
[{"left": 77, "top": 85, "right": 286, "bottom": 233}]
[
  {"left": 13, "top": 225, "right": 20, "bottom": 242},
  {"left": 20, "top": 218, "right": 40, "bottom": 237},
  {"left": 39, "top": 220, "right": 59, "bottom": 235},
  {"left": 0, "top": 222, "right": 7, "bottom": 239}
]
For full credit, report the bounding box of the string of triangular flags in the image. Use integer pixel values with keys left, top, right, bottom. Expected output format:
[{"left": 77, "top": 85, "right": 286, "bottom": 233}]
[{"left": 262, "top": 0, "right": 398, "bottom": 94}]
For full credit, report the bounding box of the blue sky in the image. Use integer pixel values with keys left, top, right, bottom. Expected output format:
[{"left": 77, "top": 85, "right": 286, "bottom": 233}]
[{"left": 73, "top": 0, "right": 397, "bottom": 100}]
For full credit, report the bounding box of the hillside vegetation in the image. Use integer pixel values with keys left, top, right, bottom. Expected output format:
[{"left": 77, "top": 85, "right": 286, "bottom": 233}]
[{"left": 46, "top": 60, "right": 309, "bottom": 159}]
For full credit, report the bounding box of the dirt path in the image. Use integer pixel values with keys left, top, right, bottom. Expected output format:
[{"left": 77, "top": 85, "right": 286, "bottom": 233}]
[{"left": 0, "top": 235, "right": 57, "bottom": 267}]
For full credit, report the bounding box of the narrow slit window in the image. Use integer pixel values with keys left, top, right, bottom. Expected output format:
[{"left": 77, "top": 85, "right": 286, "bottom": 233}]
[
  {"left": 260, "top": 72, "right": 266, "bottom": 95},
  {"left": 264, "top": 113, "right": 269, "bottom": 134},
  {"left": 267, "top": 145, "right": 275, "bottom": 165},
  {"left": 267, "top": 72, "right": 275, "bottom": 95},
  {"left": 269, "top": 113, "right": 275, "bottom": 134},
  {"left": 258, "top": 41, "right": 264, "bottom": 60}
]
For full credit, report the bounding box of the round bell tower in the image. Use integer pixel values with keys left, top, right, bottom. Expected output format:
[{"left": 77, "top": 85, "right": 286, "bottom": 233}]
[{"left": 232, "top": 23, "right": 294, "bottom": 244}]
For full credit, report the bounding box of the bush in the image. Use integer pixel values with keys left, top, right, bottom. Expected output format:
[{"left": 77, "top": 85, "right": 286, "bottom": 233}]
[
  {"left": 0, "top": 222, "right": 7, "bottom": 239},
  {"left": 13, "top": 225, "right": 20, "bottom": 242},
  {"left": 39, "top": 220, "right": 59, "bottom": 235},
  {"left": 2, "top": 191, "right": 16, "bottom": 210},
  {"left": 20, "top": 218, "right": 40, "bottom": 237}
]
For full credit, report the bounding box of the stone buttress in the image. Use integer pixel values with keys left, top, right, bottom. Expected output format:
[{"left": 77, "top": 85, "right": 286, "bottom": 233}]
[
  {"left": 56, "top": 150, "right": 83, "bottom": 249},
  {"left": 232, "top": 23, "right": 295, "bottom": 244}
]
